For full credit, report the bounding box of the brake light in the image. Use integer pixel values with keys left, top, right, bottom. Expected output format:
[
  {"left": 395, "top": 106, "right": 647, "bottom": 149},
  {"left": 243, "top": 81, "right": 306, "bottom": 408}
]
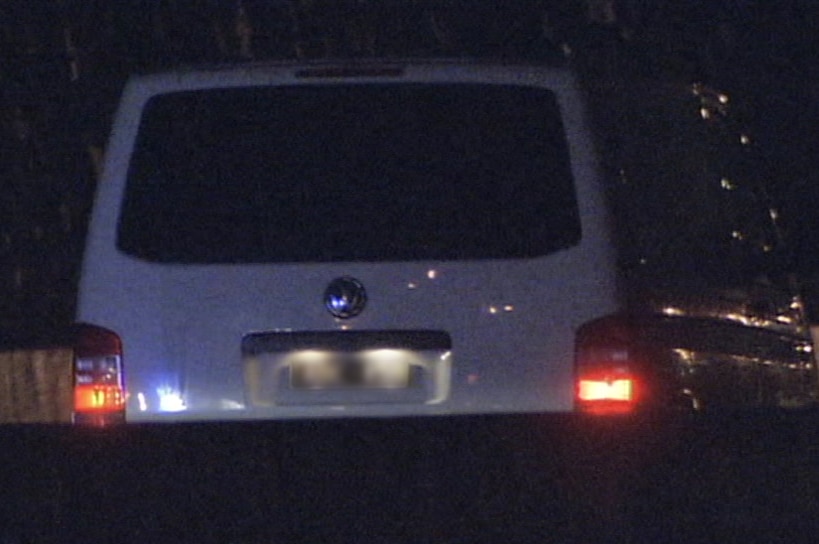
[
  {"left": 575, "top": 316, "right": 640, "bottom": 415},
  {"left": 73, "top": 324, "right": 125, "bottom": 425},
  {"left": 578, "top": 377, "right": 634, "bottom": 402}
]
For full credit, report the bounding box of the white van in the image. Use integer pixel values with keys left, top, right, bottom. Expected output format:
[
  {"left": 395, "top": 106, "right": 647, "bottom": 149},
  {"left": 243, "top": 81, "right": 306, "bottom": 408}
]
[{"left": 74, "top": 59, "right": 625, "bottom": 424}]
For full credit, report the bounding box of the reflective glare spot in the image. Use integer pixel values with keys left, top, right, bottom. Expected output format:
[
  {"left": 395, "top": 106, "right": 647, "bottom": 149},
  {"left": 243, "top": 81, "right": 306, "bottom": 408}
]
[
  {"left": 440, "top": 351, "right": 451, "bottom": 361},
  {"left": 340, "top": 324, "right": 350, "bottom": 331},
  {"left": 157, "top": 387, "right": 186, "bottom": 412},
  {"left": 220, "top": 399, "right": 245, "bottom": 410},
  {"left": 503, "top": 304, "right": 514, "bottom": 312},
  {"left": 609, "top": 350, "right": 629, "bottom": 362},
  {"left": 137, "top": 392, "right": 147, "bottom": 412},
  {"left": 427, "top": 269, "right": 437, "bottom": 280}
]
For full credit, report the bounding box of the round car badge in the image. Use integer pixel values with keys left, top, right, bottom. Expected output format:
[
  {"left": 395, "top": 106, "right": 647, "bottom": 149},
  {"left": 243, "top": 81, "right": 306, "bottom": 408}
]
[{"left": 324, "top": 276, "right": 367, "bottom": 319}]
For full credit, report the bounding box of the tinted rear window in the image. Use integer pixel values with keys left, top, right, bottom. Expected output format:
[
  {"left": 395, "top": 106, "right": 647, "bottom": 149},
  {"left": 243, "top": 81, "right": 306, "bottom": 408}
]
[{"left": 119, "top": 83, "right": 579, "bottom": 263}]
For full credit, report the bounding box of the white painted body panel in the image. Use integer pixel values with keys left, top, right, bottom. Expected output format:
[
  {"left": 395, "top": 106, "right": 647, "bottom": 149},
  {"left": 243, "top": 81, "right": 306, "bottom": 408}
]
[{"left": 77, "top": 60, "right": 620, "bottom": 422}]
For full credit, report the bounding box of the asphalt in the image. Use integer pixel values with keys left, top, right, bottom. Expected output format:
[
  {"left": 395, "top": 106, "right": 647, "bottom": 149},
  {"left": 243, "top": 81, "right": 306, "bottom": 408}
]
[{"left": 1, "top": 411, "right": 819, "bottom": 543}]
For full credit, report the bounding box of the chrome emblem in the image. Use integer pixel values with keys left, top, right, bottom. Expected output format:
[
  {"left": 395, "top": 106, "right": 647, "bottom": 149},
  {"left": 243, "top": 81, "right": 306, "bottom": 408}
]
[{"left": 324, "top": 276, "right": 367, "bottom": 319}]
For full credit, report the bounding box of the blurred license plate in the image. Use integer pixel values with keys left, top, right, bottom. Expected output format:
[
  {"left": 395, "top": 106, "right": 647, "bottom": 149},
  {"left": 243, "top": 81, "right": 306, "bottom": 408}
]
[{"left": 290, "top": 351, "right": 411, "bottom": 389}]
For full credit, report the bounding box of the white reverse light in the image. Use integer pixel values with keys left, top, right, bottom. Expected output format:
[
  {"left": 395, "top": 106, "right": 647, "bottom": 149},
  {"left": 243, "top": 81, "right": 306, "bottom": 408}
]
[{"left": 157, "top": 386, "right": 187, "bottom": 412}]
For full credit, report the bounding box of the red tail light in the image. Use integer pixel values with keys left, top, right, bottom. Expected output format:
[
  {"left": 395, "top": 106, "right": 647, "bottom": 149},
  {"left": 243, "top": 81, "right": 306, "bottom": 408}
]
[
  {"left": 578, "top": 377, "right": 634, "bottom": 402},
  {"left": 575, "top": 315, "right": 640, "bottom": 415},
  {"left": 73, "top": 324, "right": 125, "bottom": 425}
]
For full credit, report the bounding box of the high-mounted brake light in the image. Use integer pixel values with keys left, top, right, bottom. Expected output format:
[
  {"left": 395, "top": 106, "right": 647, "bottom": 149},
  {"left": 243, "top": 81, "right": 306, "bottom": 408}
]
[
  {"left": 73, "top": 324, "right": 125, "bottom": 425},
  {"left": 575, "top": 316, "right": 641, "bottom": 415}
]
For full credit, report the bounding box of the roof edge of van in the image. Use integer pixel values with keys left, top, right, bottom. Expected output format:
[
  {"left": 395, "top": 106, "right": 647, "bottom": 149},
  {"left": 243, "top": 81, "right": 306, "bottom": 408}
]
[{"left": 128, "top": 55, "right": 571, "bottom": 80}]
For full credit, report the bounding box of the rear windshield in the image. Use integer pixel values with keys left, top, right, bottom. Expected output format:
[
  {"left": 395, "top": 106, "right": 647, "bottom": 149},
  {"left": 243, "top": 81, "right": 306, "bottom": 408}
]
[{"left": 119, "top": 83, "right": 580, "bottom": 263}]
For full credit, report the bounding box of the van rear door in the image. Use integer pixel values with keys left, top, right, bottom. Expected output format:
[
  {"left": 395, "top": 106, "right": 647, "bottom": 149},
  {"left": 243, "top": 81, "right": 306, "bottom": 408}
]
[{"left": 77, "top": 63, "right": 618, "bottom": 421}]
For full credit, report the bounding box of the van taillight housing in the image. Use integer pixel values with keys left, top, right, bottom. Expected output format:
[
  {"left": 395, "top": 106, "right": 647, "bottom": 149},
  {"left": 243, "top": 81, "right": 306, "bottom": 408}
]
[
  {"left": 73, "top": 324, "right": 125, "bottom": 425},
  {"left": 575, "top": 315, "right": 641, "bottom": 415}
]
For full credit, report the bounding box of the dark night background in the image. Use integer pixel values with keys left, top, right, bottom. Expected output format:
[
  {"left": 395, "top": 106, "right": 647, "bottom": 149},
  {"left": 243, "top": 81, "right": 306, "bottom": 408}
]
[
  {"left": 2, "top": 2, "right": 819, "bottom": 543},
  {"left": 2, "top": 0, "right": 819, "bottom": 338}
]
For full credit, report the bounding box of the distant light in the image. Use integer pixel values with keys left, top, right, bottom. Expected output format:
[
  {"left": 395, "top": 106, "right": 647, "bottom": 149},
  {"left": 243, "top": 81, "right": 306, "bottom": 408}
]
[
  {"left": 672, "top": 348, "right": 694, "bottom": 363},
  {"left": 769, "top": 208, "right": 779, "bottom": 221},
  {"left": 762, "top": 244, "right": 774, "bottom": 252},
  {"left": 662, "top": 306, "right": 684, "bottom": 316},
  {"left": 407, "top": 282, "right": 417, "bottom": 290},
  {"left": 720, "top": 177, "right": 736, "bottom": 190},
  {"left": 740, "top": 134, "right": 751, "bottom": 145},
  {"left": 488, "top": 306, "right": 498, "bottom": 314},
  {"left": 723, "top": 312, "right": 752, "bottom": 326},
  {"left": 718, "top": 93, "right": 729, "bottom": 104},
  {"left": 427, "top": 269, "right": 437, "bottom": 280},
  {"left": 639, "top": 257, "right": 648, "bottom": 265},
  {"left": 503, "top": 304, "right": 514, "bottom": 312},
  {"left": 137, "top": 392, "right": 147, "bottom": 412},
  {"left": 700, "top": 107, "right": 711, "bottom": 119},
  {"left": 731, "top": 230, "right": 744, "bottom": 240}
]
